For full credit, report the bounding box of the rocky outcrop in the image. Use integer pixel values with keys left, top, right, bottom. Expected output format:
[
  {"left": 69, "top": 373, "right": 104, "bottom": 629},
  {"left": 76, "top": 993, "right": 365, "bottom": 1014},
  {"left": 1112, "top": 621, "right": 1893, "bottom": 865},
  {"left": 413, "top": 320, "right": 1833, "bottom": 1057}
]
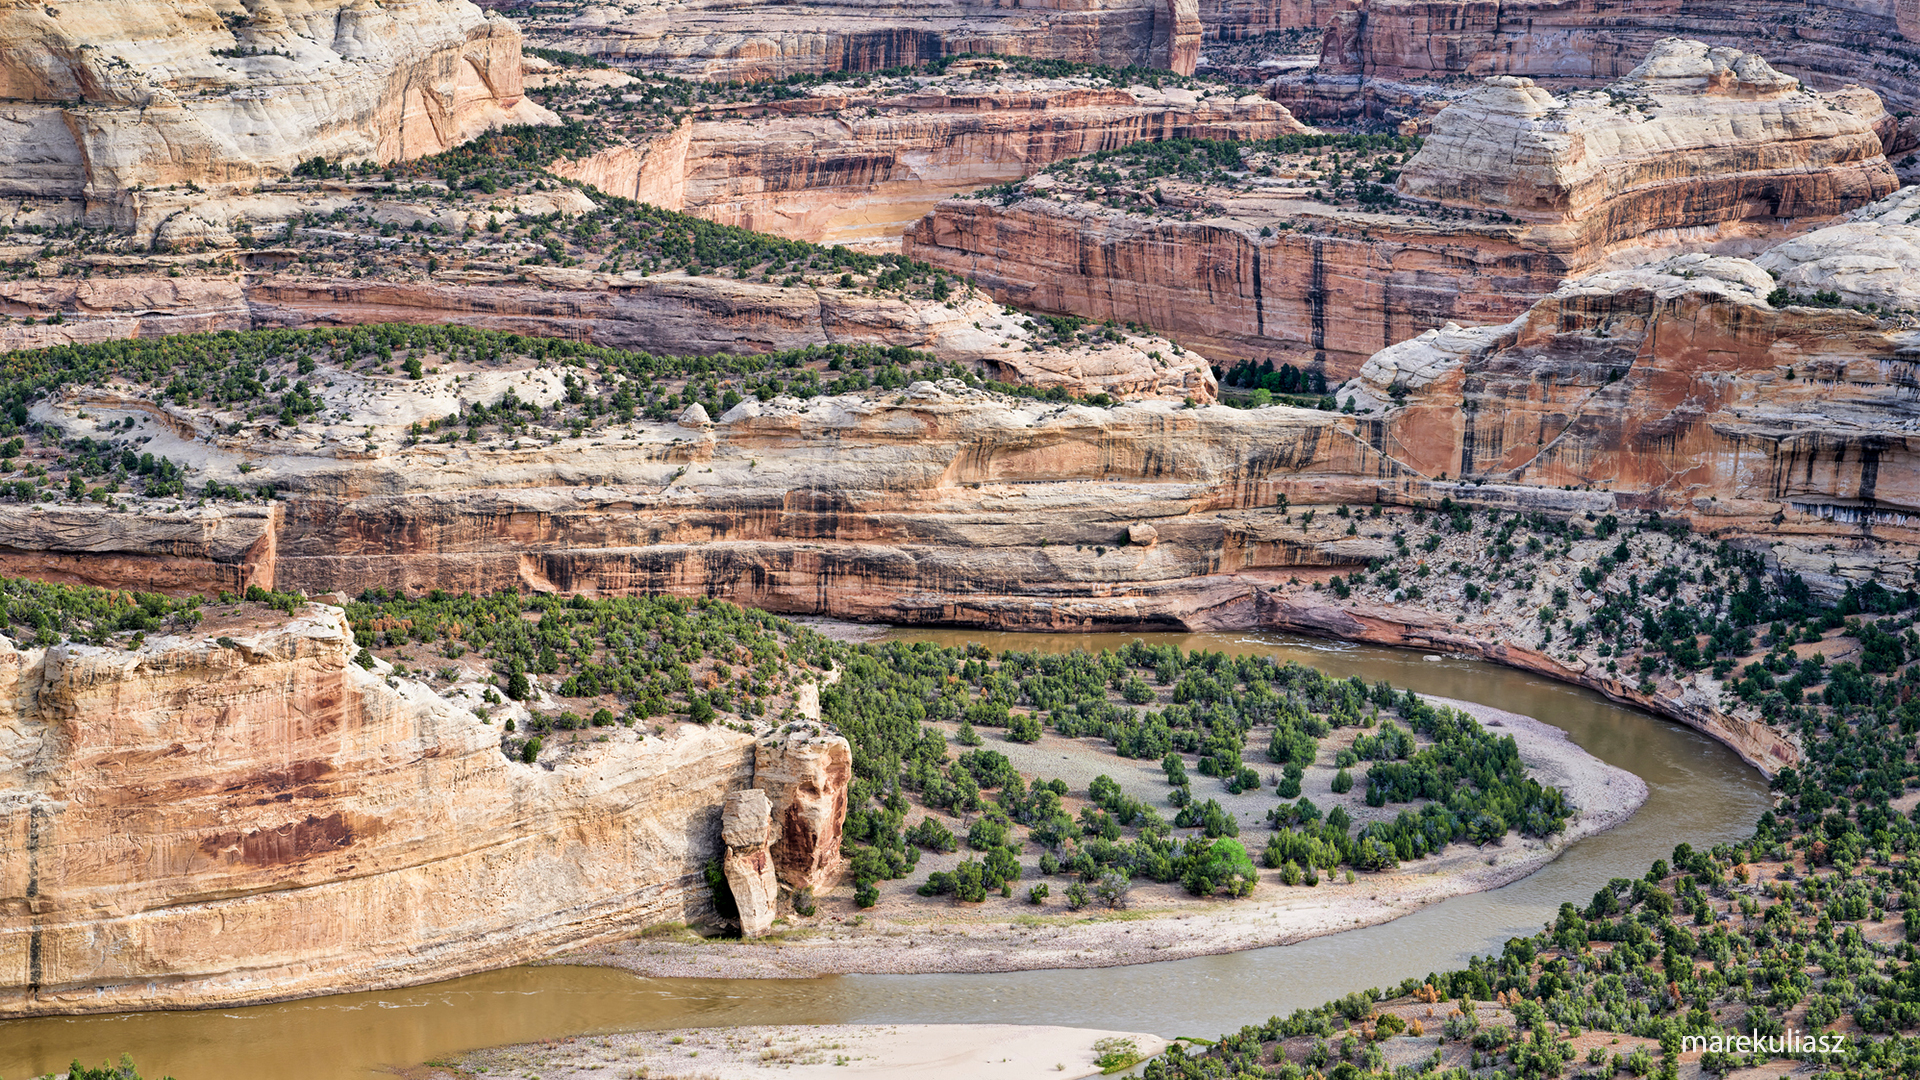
[
  {"left": 1346, "top": 212, "right": 1920, "bottom": 539},
  {"left": 906, "top": 195, "right": 1571, "bottom": 377},
  {"left": 0, "top": 0, "right": 554, "bottom": 234},
  {"left": 531, "top": 0, "right": 1201, "bottom": 80},
  {"left": 0, "top": 605, "right": 850, "bottom": 1015},
  {"left": 755, "top": 730, "right": 851, "bottom": 898},
  {"left": 721, "top": 790, "right": 778, "bottom": 937},
  {"left": 549, "top": 124, "right": 693, "bottom": 211},
  {"left": 551, "top": 81, "right": 1304, "bottom": 246},
  {"left": 1756, "top": 186, "right": 1920, "bottom": 310},
  {"left": 0, "top": 605, "right": 847, "bottom": 1014},
  {"left": 0, "top": 276, "right": 253, "bottom": 351},
  {"left": 1394, "top": 41, "right": 1897, "bottom": 248},
  {"left": 904, "top": 41, "right": 1895, "bottom": 377}
]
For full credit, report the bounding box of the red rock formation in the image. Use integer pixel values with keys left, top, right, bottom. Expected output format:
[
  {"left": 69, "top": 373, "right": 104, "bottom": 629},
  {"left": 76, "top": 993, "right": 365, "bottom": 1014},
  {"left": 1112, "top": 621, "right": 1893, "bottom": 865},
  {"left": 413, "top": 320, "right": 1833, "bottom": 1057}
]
[
  {"left": 1200, "top": 0, "right": 1344, "bottom": 41},
  {"left": 1350, "top": 250, "right": 1920, "bottom": 535},
  {"left": 755, "top": 730, "right": 851, "bottom": 896}
]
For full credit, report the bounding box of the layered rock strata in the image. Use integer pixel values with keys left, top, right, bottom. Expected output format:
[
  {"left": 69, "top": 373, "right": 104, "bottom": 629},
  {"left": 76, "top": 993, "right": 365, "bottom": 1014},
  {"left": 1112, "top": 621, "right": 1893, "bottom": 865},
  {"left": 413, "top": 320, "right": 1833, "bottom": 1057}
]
[
  {"left": 550, "top": 79, "right": 1306, "bottom": 246},
  {"left": 0, "top": 0, "right": 554, "bottom": 234},
  {"left": 1201, "top": 0, "right": 1344, "bottom": 41},
  {"left": 0, "top": 605, "right": 849, "bottom": 1016},
  {"left": 527, "top": 0, "right": 1201, "bottom": 80},
  {"left": 904, "top": 41, "right": 1895, "bottom": 376}
]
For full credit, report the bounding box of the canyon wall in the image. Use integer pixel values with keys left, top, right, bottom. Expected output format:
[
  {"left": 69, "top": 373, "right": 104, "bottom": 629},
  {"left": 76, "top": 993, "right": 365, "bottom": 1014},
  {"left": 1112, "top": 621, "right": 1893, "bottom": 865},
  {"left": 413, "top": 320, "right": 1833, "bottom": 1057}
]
[
  {"left": 0, "top": 0, "right": 554, "bottom": 233},
  {"left": 1, "top": 370, "right": 1852, "bottom": 775},
  {"left": 1347, "top": 195, "right": 1920, "bottom": 539},
  {"left": 551, "top": 85, "right": 1304, "bottom": 245},
  {"left": 1200, "top": 0, "right": 1343, "bottom": 40},
  {"left": 904, "top": 197, "right": 1573, "bottom": 377},
  {"left": 1306, "top": 0, "right": 1920, "bottom": 113},
  {"left": 15, "top": 195, "right": 1920, "bottom": 783},
  {"left": 0, "top": 605, "right": 849, "bottom": 1016},
  {"left": 904, "top": 41, "right": 1895, "bottom": 377},
  {"left": 538, "top": 0, "right": 1201, "bottom": 79},
  {"left": 0, "top": 270, "right": 1216, "bottom": 401}
]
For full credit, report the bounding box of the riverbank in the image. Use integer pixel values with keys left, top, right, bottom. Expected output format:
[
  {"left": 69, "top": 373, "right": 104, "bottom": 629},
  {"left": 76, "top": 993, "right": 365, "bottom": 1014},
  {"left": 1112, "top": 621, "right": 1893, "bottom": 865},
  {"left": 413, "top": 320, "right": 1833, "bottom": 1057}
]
[
  {"left": 560, "top": 696, "right": 1646, "bottom": 979},
  {"left": 432, "top": 1024, "right": 1170, "bottom": 1080}
]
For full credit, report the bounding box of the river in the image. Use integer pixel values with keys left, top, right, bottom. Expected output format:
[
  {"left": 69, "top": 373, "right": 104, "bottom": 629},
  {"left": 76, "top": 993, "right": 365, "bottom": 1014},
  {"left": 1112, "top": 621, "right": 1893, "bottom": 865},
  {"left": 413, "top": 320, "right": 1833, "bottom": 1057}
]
[{"left": 0, "top": 630, "right": 1772, "bottom": 1079}]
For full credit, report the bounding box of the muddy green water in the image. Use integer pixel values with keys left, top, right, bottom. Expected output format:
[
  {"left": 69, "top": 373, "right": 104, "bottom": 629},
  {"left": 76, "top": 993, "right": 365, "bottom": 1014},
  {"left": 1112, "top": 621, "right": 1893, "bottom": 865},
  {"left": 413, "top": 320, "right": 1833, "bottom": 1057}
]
[{"left": 0, "top": 631, "right": 1772, "bottom": 1080}]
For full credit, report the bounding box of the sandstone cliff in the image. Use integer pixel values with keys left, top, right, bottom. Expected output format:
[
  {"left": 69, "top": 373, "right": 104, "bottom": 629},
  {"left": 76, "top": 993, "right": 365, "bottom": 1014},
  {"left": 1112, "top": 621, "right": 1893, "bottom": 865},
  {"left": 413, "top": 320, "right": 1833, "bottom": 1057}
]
[
  {"left": 903, "top": 41, "right": 1894, "bottom": 376},
  {"left": 529, "top": 0, "right": 1200, "bottom": 80},
  {"left": 550, "top": 80, "right": 1304, "bottom": 246},
  {"left": 0, "top": 603, "right": 849, "bottom": 1015},
  {"left": 0, "top": 0, "right": 553, "bottom": 234}
]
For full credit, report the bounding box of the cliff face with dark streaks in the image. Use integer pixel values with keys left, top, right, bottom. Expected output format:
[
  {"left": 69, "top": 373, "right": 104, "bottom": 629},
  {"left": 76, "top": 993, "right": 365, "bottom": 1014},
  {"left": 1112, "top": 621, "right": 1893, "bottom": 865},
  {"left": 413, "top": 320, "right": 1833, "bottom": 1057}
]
[
  {"left": 1200, "top": 0, "right": 1344, "bottom": 40},
  {"left": 528, "top": 0, "right": 1201, "bottom": 80},
  {"left": 904, "top": 197, "right": 1571, "bottom": 377}
]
